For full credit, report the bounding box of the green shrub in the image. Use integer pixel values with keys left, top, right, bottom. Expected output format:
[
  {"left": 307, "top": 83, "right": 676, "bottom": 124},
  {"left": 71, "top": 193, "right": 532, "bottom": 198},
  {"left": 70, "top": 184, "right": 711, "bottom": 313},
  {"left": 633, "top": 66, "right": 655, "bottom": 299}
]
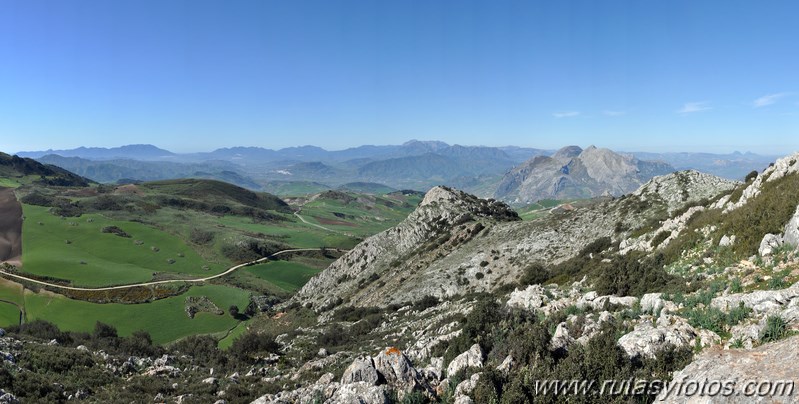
[
  {"left": 519, "top": 262, "right": 550, "bottom": 286},
  {"left": 651, "top": 231, "right": 671, "bottom": 248},
  {"left": 760, "top": 316, "right": 789, "bottom": 343}
]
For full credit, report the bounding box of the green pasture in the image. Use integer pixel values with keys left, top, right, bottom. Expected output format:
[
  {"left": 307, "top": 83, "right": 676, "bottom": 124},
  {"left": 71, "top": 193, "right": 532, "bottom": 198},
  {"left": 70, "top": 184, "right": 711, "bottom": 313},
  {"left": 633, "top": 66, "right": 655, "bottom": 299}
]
[
  {"left": 22, "top": 284, "right": 250, "bottom": 344},
  {"left": 216, "top": 215, "right": 358, "bottom": 249},
  {"left": 218, "top": 321, "right": 248, "bottom": 349},
  {"left": 244, "top": 261, "right": 321, "bottom": 293},
  {"left": 0, "top": 304, "right": 20, "bottom": 328},
  {"left": 0, "top": 178, "right": 20, "bottom": 188},
  {"left": 21, "top": 204, "right": 224, "bottom": 287},
  {"left": 298, "top": 193, "right": 420, "bottom": 236}
]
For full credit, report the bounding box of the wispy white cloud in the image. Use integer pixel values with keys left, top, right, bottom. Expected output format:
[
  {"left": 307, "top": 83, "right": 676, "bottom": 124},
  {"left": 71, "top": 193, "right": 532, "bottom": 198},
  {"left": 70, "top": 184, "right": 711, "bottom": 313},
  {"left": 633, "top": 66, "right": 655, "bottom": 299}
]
[
  {"left": 603, "top": 110, "right": 626, "bottom": 116},
  {"left": 753, "top": 92, "right": 791, "bottom": 108},
  {"left": 677, "top": 101, "right": 712, "bottom": 114},
  {"left": 553, "top": 111, "right": 580, "bottom": 118}
]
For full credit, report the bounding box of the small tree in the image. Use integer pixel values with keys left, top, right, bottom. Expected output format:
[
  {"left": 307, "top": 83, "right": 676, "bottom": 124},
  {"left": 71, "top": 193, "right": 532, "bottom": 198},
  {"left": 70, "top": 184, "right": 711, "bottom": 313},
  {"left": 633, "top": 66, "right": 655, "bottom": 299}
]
[{"left": 229, "top": 305, "right": 240, "bottom": 318}]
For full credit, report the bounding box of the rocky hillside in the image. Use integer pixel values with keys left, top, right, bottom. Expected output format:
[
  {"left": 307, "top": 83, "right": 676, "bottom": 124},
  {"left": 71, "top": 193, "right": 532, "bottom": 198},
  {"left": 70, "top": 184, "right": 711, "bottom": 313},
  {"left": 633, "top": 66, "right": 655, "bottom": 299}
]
[
  {"left": 494, "top": 145, "right": 674, "bottom": 205},
  {"left": 0, "top": 152, "right": 92, "bottom": 187},
  {"left": 293, "top": 170, "right": 734, "bottom": 310}
]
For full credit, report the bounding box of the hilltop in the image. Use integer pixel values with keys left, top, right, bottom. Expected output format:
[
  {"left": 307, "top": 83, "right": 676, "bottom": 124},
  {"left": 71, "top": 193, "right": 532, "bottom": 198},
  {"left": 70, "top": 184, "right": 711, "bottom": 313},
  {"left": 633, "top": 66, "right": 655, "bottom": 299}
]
[
  {"left": 494, "top": 145, "right": 675, "bottom": 204},
  {"left": 0, "top": 152, "right": 93, "bottom": 188}
]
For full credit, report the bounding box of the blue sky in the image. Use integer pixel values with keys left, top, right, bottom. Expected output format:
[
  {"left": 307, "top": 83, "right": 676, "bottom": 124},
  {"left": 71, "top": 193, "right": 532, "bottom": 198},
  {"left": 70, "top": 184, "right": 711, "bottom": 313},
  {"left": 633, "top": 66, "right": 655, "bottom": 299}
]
[{"left": 1, "top": 0, "right": 797, "bottom": 154}]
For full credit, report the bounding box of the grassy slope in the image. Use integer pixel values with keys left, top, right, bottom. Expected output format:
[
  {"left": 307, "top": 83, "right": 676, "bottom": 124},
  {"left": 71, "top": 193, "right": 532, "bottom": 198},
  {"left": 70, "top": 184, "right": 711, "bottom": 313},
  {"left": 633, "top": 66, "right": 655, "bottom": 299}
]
[
  {"left": 21, "top": 205, "right": 224, "bottom": 287},
  {"left": 244, "top": 261, "right": 321, "bottom": 293},
  {"left": 298, "top": 192, "right": 422, "bottom": 236},
  {"left": 0, "top": 178, "right": 21, "bottom": 188},
  {"left": 22, "top": 284, "right": 250, "bottom": 344}
]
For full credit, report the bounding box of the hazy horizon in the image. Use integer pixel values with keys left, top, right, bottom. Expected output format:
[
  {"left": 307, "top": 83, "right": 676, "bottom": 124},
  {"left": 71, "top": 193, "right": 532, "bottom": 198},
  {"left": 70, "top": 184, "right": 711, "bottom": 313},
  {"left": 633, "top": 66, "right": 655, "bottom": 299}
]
[{"left": 10, "top": 140, "right": 787, "bottom": 157}]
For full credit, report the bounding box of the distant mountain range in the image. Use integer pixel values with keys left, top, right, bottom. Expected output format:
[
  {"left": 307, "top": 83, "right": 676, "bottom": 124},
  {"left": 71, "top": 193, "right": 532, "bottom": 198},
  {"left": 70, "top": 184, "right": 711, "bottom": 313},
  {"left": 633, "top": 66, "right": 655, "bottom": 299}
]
[{"left": 16, "top": 141, "right": 778, "bottom": 203}]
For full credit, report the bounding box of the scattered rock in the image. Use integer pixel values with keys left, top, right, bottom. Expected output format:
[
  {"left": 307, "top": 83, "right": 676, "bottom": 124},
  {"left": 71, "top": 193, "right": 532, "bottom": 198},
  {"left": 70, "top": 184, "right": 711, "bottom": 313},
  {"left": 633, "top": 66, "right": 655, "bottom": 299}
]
[
  {"left": 719, "top": 234, "right": 736, "bottom": 247},
  {"left": 617, "top": 315, "right": 697, "bottom": 358},
  {"left": 507, "top": 285, "right": 550, "bottom": 311},
  {"left": 447, "top": 344, "right": 484, "bottom": 377}
]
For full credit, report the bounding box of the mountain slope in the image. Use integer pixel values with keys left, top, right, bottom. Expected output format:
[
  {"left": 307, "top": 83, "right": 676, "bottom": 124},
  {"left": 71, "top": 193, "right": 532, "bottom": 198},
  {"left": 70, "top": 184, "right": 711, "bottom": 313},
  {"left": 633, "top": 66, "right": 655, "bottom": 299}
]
[
  {"left": 292, "top": 170, "right": 734, "bottom": 309},
  {"left": 0, "top": 152, "right": 92, "bottom": 187},
  {"left": 494, "top": 145, "right": 675, "bottom": 204}
]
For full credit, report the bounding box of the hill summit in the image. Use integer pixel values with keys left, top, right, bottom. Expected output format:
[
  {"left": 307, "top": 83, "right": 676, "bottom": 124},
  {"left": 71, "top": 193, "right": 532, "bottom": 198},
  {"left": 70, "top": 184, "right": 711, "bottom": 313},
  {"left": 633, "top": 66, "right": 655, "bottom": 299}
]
[{"left": 494, "top": 145, "right": 674, "bottom": 204}]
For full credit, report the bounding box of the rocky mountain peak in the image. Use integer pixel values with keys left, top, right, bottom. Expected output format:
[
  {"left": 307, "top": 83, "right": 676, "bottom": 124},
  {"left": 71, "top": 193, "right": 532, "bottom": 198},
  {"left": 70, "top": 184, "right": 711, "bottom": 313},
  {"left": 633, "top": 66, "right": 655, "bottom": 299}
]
[
  {"left": 552, "top": 145, "right": 583, "bottom": 161},
  {"left": 634, "top": 170, "right": 738, "bottom": 212},
  {"left": 494, "top": 146, "right": 675, "bottom": 205},
  {"left": 419, "top": 186, "right": 462, "bottom": 207}
]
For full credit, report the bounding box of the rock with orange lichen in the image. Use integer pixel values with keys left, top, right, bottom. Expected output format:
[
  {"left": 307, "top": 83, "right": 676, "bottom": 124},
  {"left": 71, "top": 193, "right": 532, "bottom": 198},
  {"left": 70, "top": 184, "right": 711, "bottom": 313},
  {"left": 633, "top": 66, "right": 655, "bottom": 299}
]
[{"left": 372, "top": 347, "right": 433, "bottom": 396}]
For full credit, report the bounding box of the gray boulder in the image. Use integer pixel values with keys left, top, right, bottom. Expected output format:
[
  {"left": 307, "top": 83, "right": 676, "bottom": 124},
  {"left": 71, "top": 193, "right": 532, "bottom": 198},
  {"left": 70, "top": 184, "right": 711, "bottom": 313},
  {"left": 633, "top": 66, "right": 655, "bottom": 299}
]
[
  {"left": 341, "top": 356, "right": 380, "bottom": 386},
  {"left": 446, "top": 344, "right": 484, "bottom": 377},
  {"left": 617, "top": 315, "right": 697, "bottom": 358},
  {"left": 507, "top": 285, "right": 549, "bottom": 311},
  {"left": 759, "top": 234, "right": 784, "bottom": 256},
  {"left": 641, "top": 293, "right": 665, "bottom": 314},
  {"left": 372, "top": 347, "right": 430, "bottom": 394},
  {"left": 719, "top": 234, "right": 736, "bottom": 247},
  {"left": 784, "top": 205, "right": 799, "bottom": 247},
  {"left": 550, "top": 322, "right": 574, "bottom": 351}
]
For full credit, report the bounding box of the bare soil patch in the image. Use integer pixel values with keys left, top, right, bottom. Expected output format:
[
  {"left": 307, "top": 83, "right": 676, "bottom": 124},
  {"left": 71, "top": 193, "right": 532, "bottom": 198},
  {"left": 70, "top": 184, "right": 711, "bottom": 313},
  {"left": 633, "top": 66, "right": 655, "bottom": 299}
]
[
  {"left": 0, "top": 188, "right": 22, "bottom": 266},
  {"left": 114, "top": 184, "right": 143, "bottom": 195}
]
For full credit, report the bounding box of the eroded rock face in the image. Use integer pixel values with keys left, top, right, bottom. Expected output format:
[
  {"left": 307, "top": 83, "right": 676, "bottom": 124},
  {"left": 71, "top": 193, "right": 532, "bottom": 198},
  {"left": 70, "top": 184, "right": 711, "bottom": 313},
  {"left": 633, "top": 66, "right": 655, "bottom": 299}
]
[
  {"left": 783, "top": 205, "right": 799, "bottom": 247},
  {"left": 657, "top": 336, "right": 799, "bottom": 403},
  {"left": 341, "top": 356, "right": 380, "bottom": 386},
  {"left": 329, "top": 382, "right": 391, "bottom": 404},
  {"left": 446, "top": 344, "right": 484, "bottom": 377},
  {"left": 372, "top": 347, "right": 430, "bottom": 394}
]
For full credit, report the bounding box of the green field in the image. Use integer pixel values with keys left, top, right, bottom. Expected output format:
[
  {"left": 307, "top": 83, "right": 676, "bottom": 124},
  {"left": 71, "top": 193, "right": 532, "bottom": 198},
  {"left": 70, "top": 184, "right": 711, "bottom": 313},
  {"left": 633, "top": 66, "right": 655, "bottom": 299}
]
[
  {"left": 21, "top": 284, "right": 250, "bottom": 344},
  {"left": 0, "top": 178, "right": 20, "bottom": 188},
  {"left": 0, "top": 303, "right": 20, "bottom": 327},
  {"left": 297, "top": 192, "right": 421, "bottom": 237},
  {"left": 216, "top": 214, "right": 358, "bottom": 249},
  {"left": 218, "top": 321, "right": 248, "bottom": 349},
  {"left": 21, "top": 204, "right": 224, "bottom": 287},
  {"left": 245, "top": 261, "right": 322, "bottom": 293}
]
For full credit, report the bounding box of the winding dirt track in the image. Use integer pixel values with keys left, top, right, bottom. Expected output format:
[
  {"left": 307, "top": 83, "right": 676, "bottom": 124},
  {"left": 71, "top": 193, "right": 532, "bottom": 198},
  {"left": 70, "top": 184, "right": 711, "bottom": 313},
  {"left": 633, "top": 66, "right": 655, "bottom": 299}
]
[
  {"left": 0, "top": 188, "right": 22, "bottom": 267},
  {"left": 0, "top": 248, "right": 339, "bottom": 292}
]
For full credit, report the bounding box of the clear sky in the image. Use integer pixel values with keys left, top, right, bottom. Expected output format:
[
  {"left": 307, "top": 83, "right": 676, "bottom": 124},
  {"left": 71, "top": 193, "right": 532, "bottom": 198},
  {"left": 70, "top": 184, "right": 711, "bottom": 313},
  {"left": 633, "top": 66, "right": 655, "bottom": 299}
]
[{"left": 1, "top": 0, "right": 797, "bottom": 154}]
